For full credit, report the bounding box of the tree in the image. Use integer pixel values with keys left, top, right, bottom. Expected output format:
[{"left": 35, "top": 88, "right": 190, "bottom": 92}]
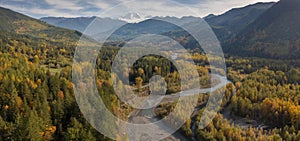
[
  {"left": 65, "top": 118, "right": 96, "bottom": 141},
  {"left": 33, "top": 55, "right": 39, "bottom": 64},
  {"left": 137, "top": 68, "right": 144, "bottom": 76},
  {"left": 22, "top": 110, "right": 44, "bottom": 140},
  {"left": 135, "top": 77, "right": 143, "bottom": 91}
]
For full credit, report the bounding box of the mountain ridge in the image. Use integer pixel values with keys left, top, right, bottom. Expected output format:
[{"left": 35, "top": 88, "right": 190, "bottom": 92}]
[
  {"left": 204, "top": 2, "right": 275, "bottom": 41},
  {"left": 0, "top": 6, "right": 81, "bottom": 65},
  {"left": 225, "top": 0, "right": 300, "bottom": 59},
  {"left": 40, "top": 16, "right": 126, "bottom": 35},
  {"left": 39, "top": 1, "right": 274, "bottom": 44}
]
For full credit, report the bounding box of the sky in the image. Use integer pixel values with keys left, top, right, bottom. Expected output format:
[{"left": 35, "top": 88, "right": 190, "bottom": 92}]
[{"left": 0, "top": 0, "right": 279, "bottom": 18}]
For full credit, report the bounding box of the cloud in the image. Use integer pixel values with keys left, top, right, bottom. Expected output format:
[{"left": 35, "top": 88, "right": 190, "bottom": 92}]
[
  {"left": 194, "top": 0, "right": 279, "bottom": 16},
  {"left": 170, "top": 0, "right": 203, "bottom": 5},
  {"left": 86, "top": 0, "right": 122, "bottom": 9},
  {"left": 10, "top": 0, "right": 26, "bottom": 2},
  {"left": 44, "top": 0, "right": 83, "bottom": 10},
  {"left": 97, "top": 0, "right": 279, "bottom": 18},
  {"left": 0, "top": 3, "right": 78, "bottom": 17},
  {"left": 0, "top": 0, "right": 279, "bottom": 18}
]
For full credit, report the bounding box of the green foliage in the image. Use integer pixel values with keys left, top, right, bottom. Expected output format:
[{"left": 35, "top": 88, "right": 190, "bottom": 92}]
[
  {"left": 65, "top": 118, "right": 96, "bottom": 141},
  {"left": 0, "top": 53, "right": 111, "bottom": 140}
]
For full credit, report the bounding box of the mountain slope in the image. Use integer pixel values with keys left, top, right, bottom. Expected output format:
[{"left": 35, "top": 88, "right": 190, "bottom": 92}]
[
  {"left": 153, "top": 16, "right": 200, "bottom": 26},
  {"left": 106, "top": 16, "right": 201, "bottom": 41},
  {"left": 41, "top": 16, "right": 126, "bottom": 36},
  {"left": 142, "top": 2, "right": 274, "bottom": 50},
  {"left": 225, "top": 0, "right": 300, "bottom": 59},
  {"left": 40, "top": 16, "right": 96, "bottom": 32},
  {"left": 125, "top": 2, "right": 274, "bottom": 49},
  {"left": 0, "top": 7, "right": 81, "bottom": 66},
  {"left": 0, "top": 7, "right": 50, "bottom": 33},
  {"left": 109, "top": 19, "right": 178, "bottom": 40},
  {"left": 205, "top": 2, "right": 275, "bottom": 42},
  {"left": 0, "top": 7, "right": 80, "bottom": 38}
]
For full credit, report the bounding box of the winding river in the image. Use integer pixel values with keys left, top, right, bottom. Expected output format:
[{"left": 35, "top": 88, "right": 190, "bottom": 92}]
[{"left": 127, "top": 74, "right": 233, "bottom": 141}]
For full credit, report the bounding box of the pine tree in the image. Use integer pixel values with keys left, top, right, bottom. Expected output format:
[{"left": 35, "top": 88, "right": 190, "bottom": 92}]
[
  {"left": 65, "top": 118, "right": 96, "bottom": 141},
  {"left": 23, "top": 109, "right": 43, "bottom": 140}
]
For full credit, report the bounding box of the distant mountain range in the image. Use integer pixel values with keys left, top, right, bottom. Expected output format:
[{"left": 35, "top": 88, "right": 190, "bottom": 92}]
[
  {"left": 2, "top": 0, "right": 300, "bottom": 59},
  {"left": 40, "top": 16, "right": 97, "bottom": 33},
  {"left": 118, "top": 12, "right": 152, "bottom": 23},
  {"left": 40, "top": 2, "right": 274, "bottom": 44},
  {"left": 40, "top": 16, "right": 126, "bottom": 37}
]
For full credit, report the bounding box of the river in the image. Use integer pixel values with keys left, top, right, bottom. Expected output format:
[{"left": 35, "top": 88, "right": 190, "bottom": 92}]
[{"left": 127, "top": 74, "right": 233, "bottom": 141}]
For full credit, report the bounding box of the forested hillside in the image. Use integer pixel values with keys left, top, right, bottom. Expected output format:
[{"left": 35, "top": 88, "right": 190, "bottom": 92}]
[
  {"left": 225, "top": 0, "right": 300, "bottom": 59},
  {"left": 0, "top": 7, "right": 81, "bottom": 69},
  {"left": 205, "top": 2, "right": 274, "bottom": 42},
  {"left": 1, "top": 0, "right": 300, "bottom": 140},
  {"left": 0, "top": 7, "right": 112, "bottom": 140}
]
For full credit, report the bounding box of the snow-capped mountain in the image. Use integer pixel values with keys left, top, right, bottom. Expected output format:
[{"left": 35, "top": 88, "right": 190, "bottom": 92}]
[{"left": 118, "top": 12, "right": 152, "bottom": 23}]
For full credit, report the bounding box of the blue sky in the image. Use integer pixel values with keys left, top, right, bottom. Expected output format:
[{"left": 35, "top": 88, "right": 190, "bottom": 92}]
[{"left": 0, "top": 0, "right": 279, "bottom": 18}]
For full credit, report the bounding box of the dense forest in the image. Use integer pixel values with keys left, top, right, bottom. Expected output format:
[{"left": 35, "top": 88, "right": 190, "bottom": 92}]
[
  {"left": 153, "top": 55, "right": 300, "bottom": 140},
  {"left": 1, "top": 42, "right": 300, "bottom": 140},
  {"left": 1, "top": 0, "right": 300, "bottom": 140}
]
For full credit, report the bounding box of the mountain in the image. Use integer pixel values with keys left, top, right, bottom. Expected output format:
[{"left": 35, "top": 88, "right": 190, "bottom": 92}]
[
  {"left": 41, "top": 16, "right": 126, "bottom": 36},
  {"left": 0, "top": 6, "right": 80, "bottom": 42},
  {"left": 204, "top": 14, "right": 216, "bottom": 20},
  {"left": 106, "top": 16, "right": 200, "bottom": 40},
  {"left": 0, "top": 7, "right": 81, "bottom": 66},
  {"left": 118, "top": 12, "right": 152, "bottom": 23},
  {"left": 107, "top": 19, "right": 178, "bottom": 41},
  {"left": 112, "top": 2, "right": 274, "bottom": 49},
  {"left": 134, "top": 2, "right": 275, "bottom": 50},
  {"left": 40, "top": 16, "right": 96, "bottom": 33},
  {"left": 225, "top": 0, "right": 300, "bottom": 59},
  {"left": 204, "top": 2, "right": 275, "bottom": 42},
  {"left": 152, "top": 16, "right": 200, "bottom": 26},
  {"left": 39, "top": 1, "right": 274, "bottom": 47}
]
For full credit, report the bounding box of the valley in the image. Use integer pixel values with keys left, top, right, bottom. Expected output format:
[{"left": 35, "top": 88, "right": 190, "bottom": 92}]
[{"left": 1, "top": 0, "right": 300, "bottom": 140}]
